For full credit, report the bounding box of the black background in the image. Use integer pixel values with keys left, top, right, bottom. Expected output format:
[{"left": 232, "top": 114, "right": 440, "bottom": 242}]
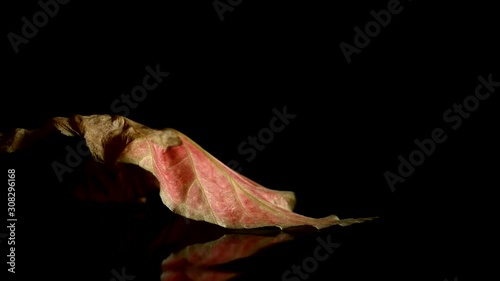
[{"left": 1, "top": 1, "right": 498, "bottom": 281}]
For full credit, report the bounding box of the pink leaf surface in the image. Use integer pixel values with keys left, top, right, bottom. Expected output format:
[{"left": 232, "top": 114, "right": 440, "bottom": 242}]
[{"left": 0, "top": 114, "right": 376, "bottom": 229}]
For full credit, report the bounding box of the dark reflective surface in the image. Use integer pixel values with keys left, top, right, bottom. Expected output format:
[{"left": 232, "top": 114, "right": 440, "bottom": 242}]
[
  {"left": 19, "top": 198, "right": 379, "bottom": 281},
  {"left": 13, "top": 192, "right": 377, "bottom": 281},
  {"left": 0, "top": 137, "right": 383, "bottom": 281}
]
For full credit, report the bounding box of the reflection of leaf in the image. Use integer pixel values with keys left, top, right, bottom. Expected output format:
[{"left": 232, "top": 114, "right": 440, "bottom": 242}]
[
  {"left": 0, "top": 114, "right": 376, "bottom": 229},
  {"left": 163, "top": 233, "right": 292, "bottom": 269},
  {"left": 161, "top": 233, "right": 292, "bottom": 281},
  {"left": 160, "top": 271, "right": 238, "bottom": 281}
]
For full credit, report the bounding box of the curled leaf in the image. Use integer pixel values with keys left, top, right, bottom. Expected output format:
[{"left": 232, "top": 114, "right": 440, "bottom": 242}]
[{"left": 0, "top": 114, "right": 376, "bottom": 229}]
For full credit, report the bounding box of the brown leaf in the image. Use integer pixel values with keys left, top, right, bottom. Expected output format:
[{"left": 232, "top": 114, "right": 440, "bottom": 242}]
[{"left": 0, "top": 114, "right": 376, "bottom": 229}]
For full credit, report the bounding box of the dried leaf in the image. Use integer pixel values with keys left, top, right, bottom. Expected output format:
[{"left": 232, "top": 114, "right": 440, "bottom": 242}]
[{"left": 0, "top": 114, "right": 376, "bottom": 229}]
